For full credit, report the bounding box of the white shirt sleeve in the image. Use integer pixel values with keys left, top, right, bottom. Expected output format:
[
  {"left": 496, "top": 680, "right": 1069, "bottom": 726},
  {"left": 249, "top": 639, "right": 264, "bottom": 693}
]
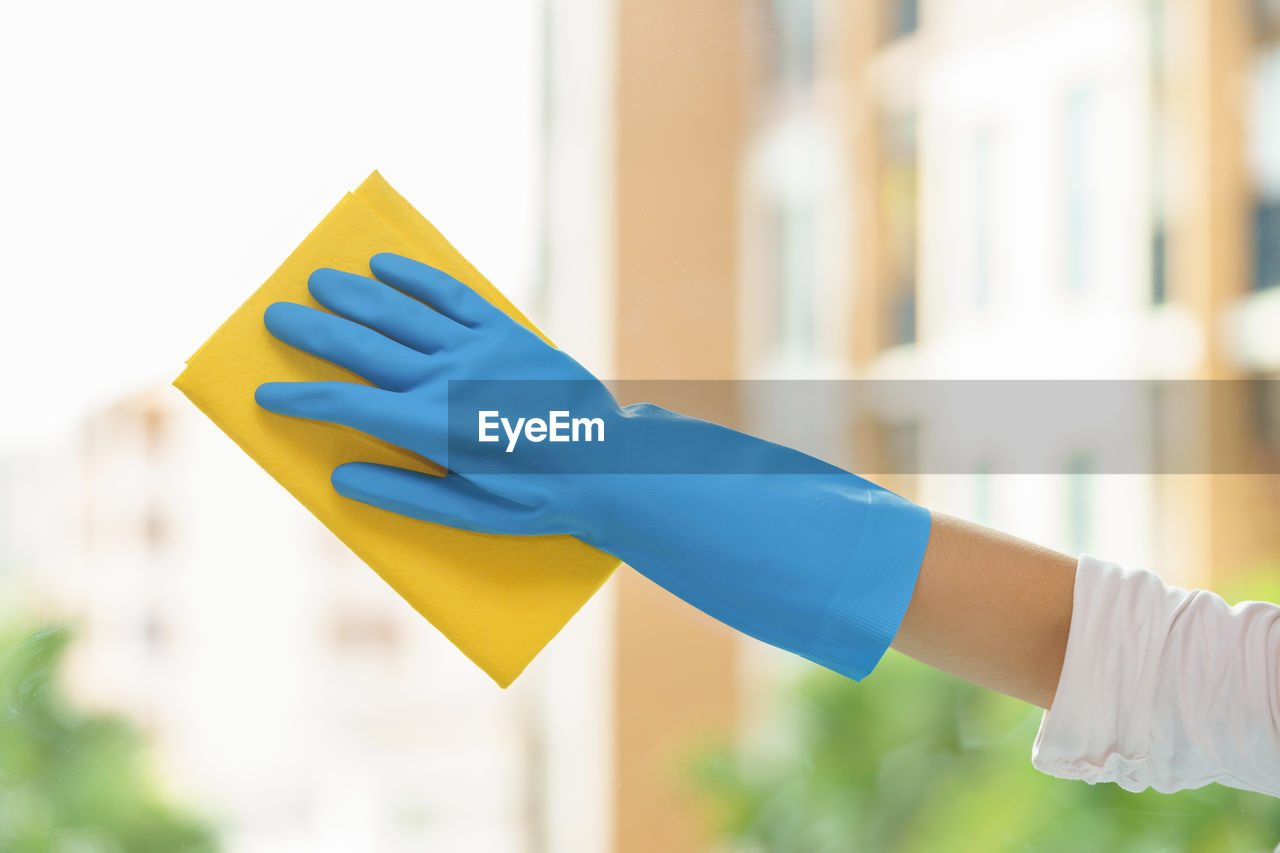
[{"left": 1032, "top": 554, "right": 1280, "bottom": 798}]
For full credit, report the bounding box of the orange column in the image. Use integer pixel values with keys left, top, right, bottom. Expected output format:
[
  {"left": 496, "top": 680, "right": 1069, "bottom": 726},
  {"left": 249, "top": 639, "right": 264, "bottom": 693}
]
[
  {"left": 612, "top": 2, "right": 746, "bottom": 851},
  {"left": 1167, "top": 0, "right": 1278, "bottom": 585}
]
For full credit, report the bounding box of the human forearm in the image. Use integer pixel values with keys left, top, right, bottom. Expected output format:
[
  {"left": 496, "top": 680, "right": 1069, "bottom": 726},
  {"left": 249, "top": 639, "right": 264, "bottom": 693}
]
[{"left": 890, "top": 512, "right": 1077, "bottom": 710}]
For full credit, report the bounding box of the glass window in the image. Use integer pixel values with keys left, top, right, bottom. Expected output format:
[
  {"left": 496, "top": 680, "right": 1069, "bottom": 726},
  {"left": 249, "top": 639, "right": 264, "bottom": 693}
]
[
  {"left": 1254, "top": 200, "right": 1280, "bottom": 291},
  {"left": 1253, "top": 0, "right": 1280, "bottom": 33},
  {"left": 765, "top": 0, "right": 816, "bottom": 93},
  {"left": 889, "top": 287, "right": 917, "bottom": 346},
  {"left": 1250, "top": 374, "right": 1280, "bottom": 457},
  {"left": 883, "top": 0, "right": 920, "bottom": 42},
  {"left": 143, "top": 612, "right": 167, "bottom": 653},
  {"left": 973, "top": 462, "right": 993, "bottom": 525},
  {"left": 1064, "top": 88, "right": 1095, "bottom": 291},
  {"left": 1151, "top": 223, "right": 1168, "bottom": 303},
  {"left": 769, "top": 196, "right": 818, "bottom": 359},
  {"left": 880, "top": 419, "right": 920, "bottom": 476},
  {"left": 1250, "top": 47, "right": 1280, "bottom": 290},
  {"left": 1148, "top": 0, "right": 1169, "bottom": 304},
  {"left": 1065, "top": 452, "right": 1095, "bottom": 554},
  {"left": 881, "top": 111, "right": 919, "bottom": 345},
  {"left": 973, "top": 128, "right": 995, "bottom": 310}
]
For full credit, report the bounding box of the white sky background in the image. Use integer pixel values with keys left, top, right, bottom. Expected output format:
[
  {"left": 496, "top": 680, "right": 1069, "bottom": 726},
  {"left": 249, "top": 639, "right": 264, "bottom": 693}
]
[{"left": 0, "top": 0, "right": 542, "bottom": 448}]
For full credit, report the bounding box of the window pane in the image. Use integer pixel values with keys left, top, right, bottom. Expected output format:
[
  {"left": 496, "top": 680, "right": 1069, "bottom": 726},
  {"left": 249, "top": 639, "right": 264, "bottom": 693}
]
[
  {"left": 1251, "top": 48, "right": 1280, "bottom": 290},
  {"left": 1065, "top": 88, "right": 1094, "bottom": 291},
  {"left": 770, "top": 197, "right": 818, "bottom": 358},
  {"left": 884, "top": 0, "right": 920, "bottom": 41},
  {"left": 1066, "top": 453, "right": 1095, "bottom": 554},
  {"left": 765, "top": 0, "right": 816, "bottom": 92},
  {"left": 881, "top": 112, "right": 919, "bottom": 345}
]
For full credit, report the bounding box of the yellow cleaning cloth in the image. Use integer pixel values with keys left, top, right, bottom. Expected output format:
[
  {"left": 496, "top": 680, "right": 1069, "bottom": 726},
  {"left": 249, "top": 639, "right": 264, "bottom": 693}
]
[{"left": 174, "top": 171, "right": 620, "bottom": 687}]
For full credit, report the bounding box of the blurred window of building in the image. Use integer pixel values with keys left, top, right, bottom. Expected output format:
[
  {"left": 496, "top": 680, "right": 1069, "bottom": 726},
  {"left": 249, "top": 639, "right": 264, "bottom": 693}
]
[
  {"left": 1151, "top": 223, "right": 1169, "bottom": 304},
  {"left": 751, "top": 0, "right": 827, "bottom": 369},
  {"left": 1149, "top": 0, "right": 1169, "bottom": 305},
  {"left": 143, "top": 506, "right": 169, "bottom": 554},
  {"left": 1253, "top": 0, "right": 1280, "bottom": 33},
  {"left": 889, "top": 287, "right": 917, "bottom": 346},
  {"left": 879, "top": 419, "right": 919, "bottom": 478},
  {"left": 973, "top": 462, "right": 993, "bottom": 526},
  {"left": 764, "top": 0, "right": 816, "bottom": 95},
  {"left": 882, "top": 0, "right": 920, "bottom": 42},
  {"left": 1149, "top": 380, "right": 1171, "bottom": 475},
  {"left": 973, "top": 128, "right": 995, "bottom": 311},
  {"left": 769, "top": 195, "right": 819, "bottom": 361},
  {"left": 1249, "top": 44, "right": 1280, "bottom": 291},
  {"left": 1255, "top": 202, "right": 1280, "bottom": 291},
  {"left": 143, "top": 611, "right": 167, "bottom": 654},
  {"left": 1250, "top": 374, "right": 1280, "bottom": 459},
  {"left": 329, "top": 609, "right": 402, "bottom": 659},
  {"left": 881, "top": 111, "right": 919, "bottom": 346},
  {"left": 1064, "top": 87, "right": 1096, "bottom": 291},
  {"left": 1065, "top": 451, "right": 1095, "bottom": 554}
]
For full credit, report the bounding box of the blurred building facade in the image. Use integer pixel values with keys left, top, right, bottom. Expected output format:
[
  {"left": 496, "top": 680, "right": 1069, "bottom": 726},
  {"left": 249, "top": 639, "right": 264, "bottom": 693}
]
[
  {"left": 541, "top": 0, "right": 1280, "bottom": 850},
  {"left": 17, "top": 388, "right": 614, "bottom": 853}
]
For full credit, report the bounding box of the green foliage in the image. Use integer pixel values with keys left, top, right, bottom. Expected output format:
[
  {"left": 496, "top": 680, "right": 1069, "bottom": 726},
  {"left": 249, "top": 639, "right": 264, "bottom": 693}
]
[
  {"left": 1219, "top": 562, "right": 1280, "bottom": 611},
  {"left": 687, "top": 654, "right": 1280, "bottom": 853},
  {"left": 0, "top": 623, "right": 220, "bottom": 852}
]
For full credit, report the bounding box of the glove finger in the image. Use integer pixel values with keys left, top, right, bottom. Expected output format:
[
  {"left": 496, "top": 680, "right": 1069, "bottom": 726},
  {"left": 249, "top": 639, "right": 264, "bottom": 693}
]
[
  {"left": 368, "top": 253, "right": 505, "bottom": 330},
  {"left": 307, "top": 268, "right": 468, "bottom": 355},
  {"left": 264, "top": 301, "right": 429, "bottom": 391},
  {"left": 256, "top": 381, "right": 437, "bottom": 458},
  {"left": 332, "top": 462, "right": 551, "bottom": 535}
]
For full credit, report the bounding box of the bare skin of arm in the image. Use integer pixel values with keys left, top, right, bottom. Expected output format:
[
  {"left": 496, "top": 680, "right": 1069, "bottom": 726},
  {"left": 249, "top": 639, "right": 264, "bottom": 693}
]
[{"left": 889, "top": 512, "right": 1078, "bottom": 710}]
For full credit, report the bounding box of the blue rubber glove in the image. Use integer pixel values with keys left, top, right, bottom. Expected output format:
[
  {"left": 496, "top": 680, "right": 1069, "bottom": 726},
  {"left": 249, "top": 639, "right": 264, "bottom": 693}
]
[{"left": 256, "top": 253, "right": 932, "bottom": 680}]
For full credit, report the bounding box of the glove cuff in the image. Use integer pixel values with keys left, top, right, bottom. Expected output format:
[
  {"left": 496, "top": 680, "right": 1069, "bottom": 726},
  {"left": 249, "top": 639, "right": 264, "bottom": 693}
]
[{"left": 803, "top": 492, "right": 932, "bottom": 681}]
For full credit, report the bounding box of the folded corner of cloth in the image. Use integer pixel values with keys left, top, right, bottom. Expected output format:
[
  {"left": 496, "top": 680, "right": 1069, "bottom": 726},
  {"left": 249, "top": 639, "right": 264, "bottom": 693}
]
[{"left": 173, "top": 170, "right": 620, "bottom": 688}]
